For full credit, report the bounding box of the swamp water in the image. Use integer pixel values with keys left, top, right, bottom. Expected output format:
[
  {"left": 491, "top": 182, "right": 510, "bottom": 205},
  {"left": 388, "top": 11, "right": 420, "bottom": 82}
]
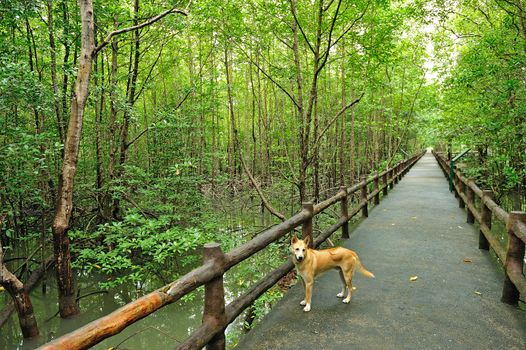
[{"left": 1, "top": 264, "right": 251, "bottom": 350}]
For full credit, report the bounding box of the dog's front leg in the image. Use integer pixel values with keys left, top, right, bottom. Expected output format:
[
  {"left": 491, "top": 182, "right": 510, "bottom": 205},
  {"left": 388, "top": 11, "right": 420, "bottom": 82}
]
[
  {"left": 303, "top": 276, "right": 313, "bottom": 312},
  {"left": 300, "top": 277, "right": 307, "bottom": 306}
]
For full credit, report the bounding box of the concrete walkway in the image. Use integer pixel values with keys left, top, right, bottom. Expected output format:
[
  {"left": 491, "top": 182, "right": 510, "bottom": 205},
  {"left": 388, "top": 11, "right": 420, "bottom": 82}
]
[{"left": 236, "top": 152, "right": 526, "bottom": 350}]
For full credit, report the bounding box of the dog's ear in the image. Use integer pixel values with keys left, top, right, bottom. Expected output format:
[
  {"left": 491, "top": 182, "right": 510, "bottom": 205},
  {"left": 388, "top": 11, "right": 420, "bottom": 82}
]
[
  {"left": 304, "top": 235, "right": 311, "bottom": 247},
  {"left": 291, "top": 235, "right": 298, "bottom": 244}
]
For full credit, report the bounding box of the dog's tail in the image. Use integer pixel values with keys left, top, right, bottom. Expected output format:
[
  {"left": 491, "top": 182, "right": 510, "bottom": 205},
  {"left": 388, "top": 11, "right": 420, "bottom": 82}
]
[{"left": 356, "top": 258, "right": 375, "bottom": 278}]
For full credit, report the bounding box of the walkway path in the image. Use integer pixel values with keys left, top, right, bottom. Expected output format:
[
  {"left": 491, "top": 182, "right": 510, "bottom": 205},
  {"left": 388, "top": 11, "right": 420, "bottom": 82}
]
[{"left": 236, "top": 152, "right": 526, "bottom": 350}]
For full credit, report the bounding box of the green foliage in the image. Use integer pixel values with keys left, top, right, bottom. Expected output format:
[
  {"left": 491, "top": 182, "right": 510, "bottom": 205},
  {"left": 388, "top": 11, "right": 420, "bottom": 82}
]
[
  {"left": 71, "top": 209, "right": 215, "bottom": 289},
  {"left": 429, "top": 0, "right": 526, "bottom": 201}
]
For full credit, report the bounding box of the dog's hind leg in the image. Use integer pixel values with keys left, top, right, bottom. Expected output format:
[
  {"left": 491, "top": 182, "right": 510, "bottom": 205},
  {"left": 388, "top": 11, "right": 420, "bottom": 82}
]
[
  {"left": 342, "top": 268, "right": 354, "bottom": 304},
  {"left": 337, "top": 268, "right": 347, "bottom": 298}
]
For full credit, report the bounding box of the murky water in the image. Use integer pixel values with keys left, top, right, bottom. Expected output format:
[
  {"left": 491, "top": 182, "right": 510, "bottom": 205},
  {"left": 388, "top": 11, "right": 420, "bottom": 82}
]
[{"left": 1, "top": 268, "right": 207, "bottom": 349}]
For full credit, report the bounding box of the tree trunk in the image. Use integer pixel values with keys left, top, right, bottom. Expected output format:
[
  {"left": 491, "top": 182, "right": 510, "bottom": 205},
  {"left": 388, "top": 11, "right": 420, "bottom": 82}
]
[
  {"left": 52, "top": 0, "right": 95, "bottom": 318},
  {"left": 94, "top": 41, "right": 105, "bottom": 220},
  {"left": 0, "top": 243, "right": 39, "bottom": 338},
  {"left": 339, "top": 46, "right": 346, "bottom": 186},
  {"left": 290, "top": 0, "right": 306, "bottom": 202},
  {"left": 60, "top": 0, "right": 71, "bottom": 139},
  {"left": 107, "top": 17, "right": 119, "bottom": 220},
  {"left": 224, "top": 44, "right": 238, "bottom": 189},
  {"left": 46, "top": 0, "right": 65, "bottom": 145},
  {"left": 115, "top": 0, "right": 141, "bottom": 218}
]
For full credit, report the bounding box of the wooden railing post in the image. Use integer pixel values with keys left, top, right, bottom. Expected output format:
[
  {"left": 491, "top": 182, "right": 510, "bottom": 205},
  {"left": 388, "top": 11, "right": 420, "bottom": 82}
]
[
  {"left": 361, "top": 176, "right": 368, "bottom": 218},
  {"left": 389, "top": 168, "right": 394, "bottom": 189},
  {"left": 202, "top": 243, "right": 226, "bottom": 350},
  {"left": 466, "top": 179, "right": 475, "bottom": 224},
  {"left": 340, "top": 187, "right": 349, "bottom": 239},
  {"left": 374, "top": 172, "right": 380, "bottom": 205},
  {"left": 394, "top": 163, "right": 399, "bottom": 185},
  {"left": 302, "top": 202, "right": 314, "bottom": 247},
  {"left": 457, "top": 177, "right": 464, "bottom": 205},
  {"left": 502, "top": 212, "right": 526, "bottom": 305},
  {"left": 453, "top": 171, "right": 464, "bottom": 197},
  {"left": 382, "top": 172, "right": 388, "bottom": 196},
  {"left": 479, "top": 190, "right": 493, "bottom": 250}
]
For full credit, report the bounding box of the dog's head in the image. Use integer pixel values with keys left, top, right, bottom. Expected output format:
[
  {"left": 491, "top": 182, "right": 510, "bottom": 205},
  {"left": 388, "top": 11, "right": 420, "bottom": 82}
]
[{"left": 290, "top": 235, "right": 310, "bottom": 263}]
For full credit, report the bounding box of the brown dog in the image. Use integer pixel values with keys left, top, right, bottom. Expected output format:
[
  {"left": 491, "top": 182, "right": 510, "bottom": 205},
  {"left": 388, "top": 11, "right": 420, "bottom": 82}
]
[{"left": 290, "top": 235, "right": 374, "bottom": 312}]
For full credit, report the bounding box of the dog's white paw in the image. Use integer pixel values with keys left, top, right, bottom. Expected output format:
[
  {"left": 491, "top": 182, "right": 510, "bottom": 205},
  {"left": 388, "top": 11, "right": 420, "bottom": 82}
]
[
  {"left": 303, "top": 304, "right": 311, "bottom": 312},
  {"left": 342, "top": 297, "right": 351, "bottom": 304},
  {"left": 300, "top": 300, "right": 306, "bottom": 306},
  {"left": 337, "top": 292, "right": 344, "bottom": 298}
]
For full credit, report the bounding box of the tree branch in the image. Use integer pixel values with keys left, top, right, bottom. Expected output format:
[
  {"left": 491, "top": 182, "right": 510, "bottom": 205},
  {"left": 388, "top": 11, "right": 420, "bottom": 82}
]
[
  {"left": 238, "top": 148, "right": 286, "bottom": 222},
  {"left": 318, "top": 0, "right": 371, "bottom": 72},
  {"left": 308, "top": 92, "right": 365, "bottom": 165},
  {"left": 93, "top": 5, "right": 189, "bottom": 56},
  {"left": 289, "top": 0, "right": 315, "bottom": 54},
  {"left": 238, "top": 44, "right": 301, "bottom": 110}
]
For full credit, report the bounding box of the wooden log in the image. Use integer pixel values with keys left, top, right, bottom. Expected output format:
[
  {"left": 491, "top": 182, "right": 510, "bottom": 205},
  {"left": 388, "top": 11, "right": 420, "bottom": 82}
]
[
  {"left": 511, "top": 217, "right": 526, "bottom": 243},
  {"left": 202, "top": 243, "right": 226, "bottom": 350},
  {"left": 382, "top": 172, "right": 388, "bottom": 196},
  {"left": 457, "top": 177, "right": 464, "bottom": 206},
  {"left": 501, "top": 212, "right": 526, "bottom": 305},
  {"left": 225, "top": 209, "right": 310, "bottom": 267},
  {"left": 479, "top": 190, "right": 492, "bottom": 250},
  {"left": 466, "top": 179, "right": 475, "bottom": 224},
  {"left": 314, "top": 182, "right": 360, "bottom": 215},
  {"left": 374, "top": 173, "right": 380, "bottom": 205},
  {"left": 340, "top": 187, "right": 349, "bottom": 239},
  {"left": 361, "top": 177, "right": 368, "bottom": 218},
  {"left": 479, "top": 223, "right": 506, "bottom": 263},
  {"left": 302, "top": 202, "right": 314, "bottom": 247}
]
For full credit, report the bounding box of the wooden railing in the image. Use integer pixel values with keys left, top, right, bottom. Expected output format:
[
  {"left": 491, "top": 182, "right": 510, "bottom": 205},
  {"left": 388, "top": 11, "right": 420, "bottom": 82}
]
[
  {"left": 433, "top": 151, "right": 526, "bottom": 306},
  {"left": 39, "top": 151, "right": 425, "bottom": 350}
]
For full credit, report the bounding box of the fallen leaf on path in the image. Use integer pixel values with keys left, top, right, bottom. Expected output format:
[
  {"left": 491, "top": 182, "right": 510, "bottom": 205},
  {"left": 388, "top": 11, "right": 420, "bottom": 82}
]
[
  {"left": 458, "top": 226, "right": 463, "bottom": 229},
  {"left": 352, "top": 286, "right": 357, "bottom": 290},
  {"left": 391, "top": 223, "right": 396, "bottom": 226},
  {"left": 411, "top": 216, "right": 417, "bottom": 220},
  {"left": 463, "top": 258, "right": 472, "bottom": 263},
  {"left": 474, "top": 291, "right": 482, "bottom": 296},
  {"left": 410, "top": 276, "right": 418, "bottom": 281}
]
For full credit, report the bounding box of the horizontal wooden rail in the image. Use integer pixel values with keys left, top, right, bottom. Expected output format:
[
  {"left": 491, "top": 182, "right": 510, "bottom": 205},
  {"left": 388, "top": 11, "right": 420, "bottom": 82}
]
[
  {"left": 432, "top": 151, "right": 526, "bottom": 305},
  {"left": 39, "top": 151, "right": 425, "bottom": 350}
]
